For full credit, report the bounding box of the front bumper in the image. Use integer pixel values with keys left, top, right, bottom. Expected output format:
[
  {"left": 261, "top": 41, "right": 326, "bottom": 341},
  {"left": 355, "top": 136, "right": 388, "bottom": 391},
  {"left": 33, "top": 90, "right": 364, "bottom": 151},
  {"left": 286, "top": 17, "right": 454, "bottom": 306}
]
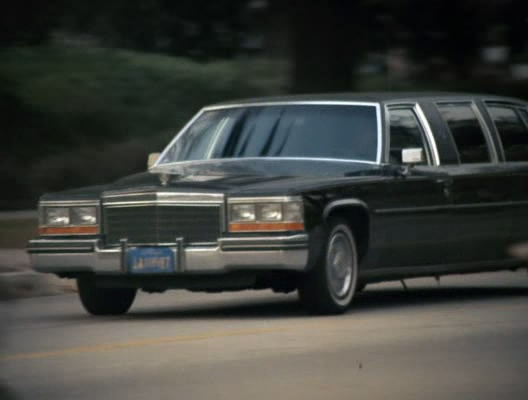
[{"left": 27, "top": 234, "right": 309, "bottom": 275}]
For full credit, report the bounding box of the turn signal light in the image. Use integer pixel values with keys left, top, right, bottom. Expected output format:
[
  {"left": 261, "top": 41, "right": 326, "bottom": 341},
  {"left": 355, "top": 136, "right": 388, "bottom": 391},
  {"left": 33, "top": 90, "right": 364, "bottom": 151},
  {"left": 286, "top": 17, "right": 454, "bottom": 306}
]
[
  {"left": 39, "top": 226, "right": 100, "bottom": 235},
  {"left": 229, "top": 222, "right": 305, "bottom": 232}
]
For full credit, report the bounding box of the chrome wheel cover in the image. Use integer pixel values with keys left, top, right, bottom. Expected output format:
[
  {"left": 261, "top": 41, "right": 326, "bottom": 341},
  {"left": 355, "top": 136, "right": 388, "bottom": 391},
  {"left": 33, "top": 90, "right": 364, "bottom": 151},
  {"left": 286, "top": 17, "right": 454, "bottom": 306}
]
[{"left": 326, "top": 226, "right": 356, "bottom": 304}]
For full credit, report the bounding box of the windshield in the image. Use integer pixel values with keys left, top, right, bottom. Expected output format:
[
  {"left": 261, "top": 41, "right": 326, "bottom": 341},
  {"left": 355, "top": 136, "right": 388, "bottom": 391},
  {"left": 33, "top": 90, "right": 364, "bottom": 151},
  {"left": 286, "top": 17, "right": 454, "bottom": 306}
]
[{"left": 158, "top": 104, "right": 379, "bottom": 165}]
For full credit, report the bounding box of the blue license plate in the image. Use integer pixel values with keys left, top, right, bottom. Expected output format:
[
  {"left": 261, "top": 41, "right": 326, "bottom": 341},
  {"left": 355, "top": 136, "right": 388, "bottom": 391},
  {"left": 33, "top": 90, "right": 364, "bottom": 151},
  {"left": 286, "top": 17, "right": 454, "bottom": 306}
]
[{"left": 128, "top": 247, "right": 175, "bottom": 274}]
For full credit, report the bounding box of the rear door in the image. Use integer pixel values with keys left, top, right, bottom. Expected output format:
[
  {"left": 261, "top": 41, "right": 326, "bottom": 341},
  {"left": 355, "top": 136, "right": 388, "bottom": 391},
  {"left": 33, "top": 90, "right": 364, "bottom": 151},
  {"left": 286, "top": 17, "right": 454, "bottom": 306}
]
[
  {"left": 434, "top": 101, "right": 511, "bottom": 263},
  {"left": 484, "top": 101, "right": 528, "bottom": 249}
]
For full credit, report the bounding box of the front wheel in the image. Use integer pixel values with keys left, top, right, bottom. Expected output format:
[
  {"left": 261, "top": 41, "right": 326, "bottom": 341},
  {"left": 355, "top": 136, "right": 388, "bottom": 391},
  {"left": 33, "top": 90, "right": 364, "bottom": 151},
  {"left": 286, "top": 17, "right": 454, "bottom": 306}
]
[
  {"left": 77, "top": 277, "right": 136, "bottom": 316},
  {"left": 298, "top": 219, "right": 359, "bottom": 314}
]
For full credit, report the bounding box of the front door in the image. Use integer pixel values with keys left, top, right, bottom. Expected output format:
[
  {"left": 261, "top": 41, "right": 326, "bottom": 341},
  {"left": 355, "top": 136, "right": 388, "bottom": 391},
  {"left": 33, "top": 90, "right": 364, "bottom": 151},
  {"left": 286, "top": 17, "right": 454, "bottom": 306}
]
[{"left": 375, "top": 104, "right": 452, "bottom": 268}]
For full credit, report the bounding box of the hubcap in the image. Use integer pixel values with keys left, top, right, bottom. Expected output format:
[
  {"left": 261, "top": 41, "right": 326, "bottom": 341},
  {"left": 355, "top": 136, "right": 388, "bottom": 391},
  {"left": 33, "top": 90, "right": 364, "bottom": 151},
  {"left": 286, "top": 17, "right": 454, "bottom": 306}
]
[{"left": 327, "top": 231, "right": 354, "bottom": 298}]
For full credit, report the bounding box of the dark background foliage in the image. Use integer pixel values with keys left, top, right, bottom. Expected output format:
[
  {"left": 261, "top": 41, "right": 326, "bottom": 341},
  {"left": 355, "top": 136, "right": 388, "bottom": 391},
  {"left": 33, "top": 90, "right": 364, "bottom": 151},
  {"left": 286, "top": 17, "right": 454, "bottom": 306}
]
[{"left": 1, "top": 0, "right": 528, "bottom": 209}]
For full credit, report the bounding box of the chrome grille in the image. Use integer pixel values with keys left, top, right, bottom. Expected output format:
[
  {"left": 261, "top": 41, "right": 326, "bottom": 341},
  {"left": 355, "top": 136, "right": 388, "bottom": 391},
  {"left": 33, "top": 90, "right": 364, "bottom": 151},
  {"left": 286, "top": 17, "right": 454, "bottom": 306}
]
[{"left": 103, "top": 205, "right": 222, "bottom": 246}]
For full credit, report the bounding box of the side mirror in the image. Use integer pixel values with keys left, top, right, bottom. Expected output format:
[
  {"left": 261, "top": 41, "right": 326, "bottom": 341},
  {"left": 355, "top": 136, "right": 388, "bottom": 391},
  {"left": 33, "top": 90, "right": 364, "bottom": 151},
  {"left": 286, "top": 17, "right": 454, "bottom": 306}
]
[
  {"left": 147, "top": 152, "right": 161, "bottom": 169},
  {"left": 401, "top": 148, "right": 424, "bottom": 166}
]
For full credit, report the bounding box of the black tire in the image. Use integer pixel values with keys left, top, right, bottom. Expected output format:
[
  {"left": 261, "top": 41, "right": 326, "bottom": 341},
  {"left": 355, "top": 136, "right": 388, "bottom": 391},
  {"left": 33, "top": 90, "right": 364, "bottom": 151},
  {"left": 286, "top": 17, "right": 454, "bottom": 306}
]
[
  {"left": 298, "top": 218, "right": 359, "bottom": 314},
  {"left": 77, "top": 277, "right": 136, "bottom": 316}
]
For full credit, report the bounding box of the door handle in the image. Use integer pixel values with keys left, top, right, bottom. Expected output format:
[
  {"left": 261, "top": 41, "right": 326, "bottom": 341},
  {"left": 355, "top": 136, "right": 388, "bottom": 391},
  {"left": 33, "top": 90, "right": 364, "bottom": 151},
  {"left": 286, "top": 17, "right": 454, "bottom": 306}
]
[{"left": 435, "top": 178, "right": 452, "bottom": 197}]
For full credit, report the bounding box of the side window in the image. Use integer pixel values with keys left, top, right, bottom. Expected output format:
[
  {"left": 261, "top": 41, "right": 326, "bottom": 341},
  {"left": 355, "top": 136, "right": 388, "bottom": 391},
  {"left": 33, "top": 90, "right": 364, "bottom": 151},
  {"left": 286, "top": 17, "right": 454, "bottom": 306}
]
[
  {"left": 487, "top": 105, "right": 528, "bottom": 161},
  {"left": 388, "top": 108, "right": 431, "bottom": 165},
  {"left": 437, "top": 103, "right": 491, "bottom": 163}
]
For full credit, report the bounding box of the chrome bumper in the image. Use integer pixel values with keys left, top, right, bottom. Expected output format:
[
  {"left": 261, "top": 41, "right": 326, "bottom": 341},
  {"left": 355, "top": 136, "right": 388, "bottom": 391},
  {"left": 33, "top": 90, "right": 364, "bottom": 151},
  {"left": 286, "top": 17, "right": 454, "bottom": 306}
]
[{"left": 27, "top": 235, "right": 309, "bottom": 274}]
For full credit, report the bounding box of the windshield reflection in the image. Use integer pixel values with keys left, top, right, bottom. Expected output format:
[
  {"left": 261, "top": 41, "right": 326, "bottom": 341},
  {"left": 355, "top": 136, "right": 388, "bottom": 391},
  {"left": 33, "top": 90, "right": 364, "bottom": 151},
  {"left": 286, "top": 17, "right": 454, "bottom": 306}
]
[{"left": 158, "top": 104, "right": 379, "bottom": 165}]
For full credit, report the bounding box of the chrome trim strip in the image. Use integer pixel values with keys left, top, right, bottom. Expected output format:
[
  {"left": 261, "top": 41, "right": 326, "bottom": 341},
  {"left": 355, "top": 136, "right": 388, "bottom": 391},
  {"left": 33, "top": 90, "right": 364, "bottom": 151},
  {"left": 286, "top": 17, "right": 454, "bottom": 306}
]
[
  {"left": 376, "top": 201, "right": 515, "bottom": 215},
  {"left": 102, "top": 191, "right": 224, "bottom": 200},
  {"left": 29, "top": 239, "right": 101, "bottom": 245},
  {"left": 27, "top": 247, "right": 93, "bottom": 252},
  {"left": 219, "top": 234, "right": 308, "bottom": 245},
  {"left": 202, "top": 101, "right": 380, "bottom": 110},
  {"left": 323, "top": 199, "right": 369, "bottom": 219},
  {"left": 221, "top": 243, "right": 307, "bottom": 250},
  {"left": 40, "top": 200, "right": 100, "bottom": 206},
  {"left": 415, "top": 104, "right": 440, "bottom": 166},
  {"left": 157, "top": 192, "right": 223, "bottom": 200},
  {"left": 375, "top": 103, "right": 383, "bottom": 163},
  {"left": 227, "top": 196, "right": 302, "bottom": 204},
  {"left": 152, "top": 157, "right": 379, "bottom": 172},
  {"left": 103, "top": 201, "right": 223, "bottom": 207}
]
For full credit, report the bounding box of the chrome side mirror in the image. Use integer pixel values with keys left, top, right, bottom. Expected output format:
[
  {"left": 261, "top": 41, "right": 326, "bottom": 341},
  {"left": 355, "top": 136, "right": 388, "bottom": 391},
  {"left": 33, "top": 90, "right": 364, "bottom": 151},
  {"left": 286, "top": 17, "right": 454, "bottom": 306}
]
[
  {"left": 401, "top": 148, "right": 424, "bottom": 166},
  {"left": 147, "top": 152, "right": 161, "bottom": 169}
]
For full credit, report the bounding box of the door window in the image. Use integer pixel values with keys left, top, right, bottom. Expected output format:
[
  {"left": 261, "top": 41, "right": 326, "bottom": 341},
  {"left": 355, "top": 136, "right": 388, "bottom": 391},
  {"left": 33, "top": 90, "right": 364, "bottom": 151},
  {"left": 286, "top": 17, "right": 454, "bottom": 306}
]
[
  {"left": 487, "top": 105, "right": 528, "bottom": 161},
  {"left": 388, "top": 108, "right": 431, "bottom": 165},
  {"left": 437, "top": 103, "right": 491, "bottom": 163}
]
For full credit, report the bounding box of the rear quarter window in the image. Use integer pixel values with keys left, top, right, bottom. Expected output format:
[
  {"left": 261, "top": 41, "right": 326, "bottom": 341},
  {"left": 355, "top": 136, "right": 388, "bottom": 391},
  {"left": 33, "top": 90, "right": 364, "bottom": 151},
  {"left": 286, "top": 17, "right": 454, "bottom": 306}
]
[
  {"left": 437, "top": 103, "right": 492, "bottom": 164},
  {"left": 487, "top": 105, "right": 528, "bottom": 162}
]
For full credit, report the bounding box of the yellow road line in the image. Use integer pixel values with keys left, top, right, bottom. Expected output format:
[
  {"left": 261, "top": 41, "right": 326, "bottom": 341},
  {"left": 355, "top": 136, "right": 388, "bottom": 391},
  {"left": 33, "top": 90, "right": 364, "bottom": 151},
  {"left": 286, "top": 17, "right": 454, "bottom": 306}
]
[{"left": 0, "top": 326, "right": 289, "bottom": 362}]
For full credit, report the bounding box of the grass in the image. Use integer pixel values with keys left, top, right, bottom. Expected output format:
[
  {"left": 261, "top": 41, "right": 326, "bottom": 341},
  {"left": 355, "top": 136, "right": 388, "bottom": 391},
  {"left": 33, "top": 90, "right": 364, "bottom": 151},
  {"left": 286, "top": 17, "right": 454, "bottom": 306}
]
[{"left": 0, "top": 219, "right": 37, "bottom": 248}]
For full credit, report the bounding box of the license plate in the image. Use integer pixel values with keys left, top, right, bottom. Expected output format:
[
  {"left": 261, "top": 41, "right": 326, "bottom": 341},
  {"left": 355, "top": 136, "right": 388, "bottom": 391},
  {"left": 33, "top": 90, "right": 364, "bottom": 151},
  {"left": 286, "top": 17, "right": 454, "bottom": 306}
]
[{"left": 127, "top": 247, "right": 175, "bottom": 274}]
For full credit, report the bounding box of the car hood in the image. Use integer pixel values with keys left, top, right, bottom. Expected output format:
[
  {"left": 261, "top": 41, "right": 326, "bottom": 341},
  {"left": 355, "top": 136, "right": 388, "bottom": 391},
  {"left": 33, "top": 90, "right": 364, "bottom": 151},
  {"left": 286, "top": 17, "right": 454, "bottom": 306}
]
[
  {"left": 110, "top": 159, "right": 385, "bottom": 195},
  {"left": 41, "top": 159, "right": 387, "bottom": 201}
]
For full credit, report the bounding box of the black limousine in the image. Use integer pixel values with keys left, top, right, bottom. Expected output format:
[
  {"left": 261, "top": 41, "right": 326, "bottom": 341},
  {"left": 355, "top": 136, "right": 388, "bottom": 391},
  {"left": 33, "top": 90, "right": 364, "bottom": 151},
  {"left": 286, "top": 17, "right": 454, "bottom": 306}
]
[{"left": 28, "top": 93, "right": 528, "bottom": 315}]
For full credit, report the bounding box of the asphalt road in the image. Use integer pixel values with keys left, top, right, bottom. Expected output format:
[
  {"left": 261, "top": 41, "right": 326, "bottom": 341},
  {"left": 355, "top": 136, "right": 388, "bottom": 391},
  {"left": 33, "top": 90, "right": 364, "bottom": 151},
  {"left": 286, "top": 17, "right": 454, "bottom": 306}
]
[{"left": 1, "top": 270, "right": 528, "bottom": 400}]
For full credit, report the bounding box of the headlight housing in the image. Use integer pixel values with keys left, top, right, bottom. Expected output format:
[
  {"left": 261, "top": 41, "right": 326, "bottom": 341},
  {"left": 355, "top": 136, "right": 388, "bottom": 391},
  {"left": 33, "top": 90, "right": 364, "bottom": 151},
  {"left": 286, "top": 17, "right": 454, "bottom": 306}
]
[
  {"left": 70, "top": 207, "right": 98, "bottom": 225},
  {"left": 228, "top": 197, "right": 304, "bottom": 232},
  {"left": 45, "top": 207, "right": 70, "bottom": 226},
  {"left": 39, "top": 204, "right": 99, "bottom": 235}
]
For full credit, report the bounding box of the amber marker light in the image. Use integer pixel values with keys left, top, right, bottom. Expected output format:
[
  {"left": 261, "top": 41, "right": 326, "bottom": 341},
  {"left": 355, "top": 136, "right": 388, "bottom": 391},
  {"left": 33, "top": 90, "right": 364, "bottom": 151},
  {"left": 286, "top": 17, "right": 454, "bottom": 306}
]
[
  {"left": 230, "top": 222, "right": 305, "bottom": 232},
  {"left": 39, "top": 226, "right": 100, "bottom": 235}
]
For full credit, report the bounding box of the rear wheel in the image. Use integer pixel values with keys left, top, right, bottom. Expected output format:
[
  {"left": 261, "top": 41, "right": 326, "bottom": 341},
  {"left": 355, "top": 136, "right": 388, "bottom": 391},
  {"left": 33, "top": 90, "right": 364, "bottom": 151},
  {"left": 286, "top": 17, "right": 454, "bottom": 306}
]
[
  {"left": 77, "top": 277, "right": 136, "bottom": 316},
  {"left": 299, "top": 218, "right": 359, "bottom": 314}
]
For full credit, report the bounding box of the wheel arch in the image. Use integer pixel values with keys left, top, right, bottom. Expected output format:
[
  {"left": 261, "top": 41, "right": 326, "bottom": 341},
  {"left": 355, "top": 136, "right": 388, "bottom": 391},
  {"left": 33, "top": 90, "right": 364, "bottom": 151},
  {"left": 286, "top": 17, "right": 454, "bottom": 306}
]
[{"left": 323, "top": 199, "right": 371, "bottom": 262}]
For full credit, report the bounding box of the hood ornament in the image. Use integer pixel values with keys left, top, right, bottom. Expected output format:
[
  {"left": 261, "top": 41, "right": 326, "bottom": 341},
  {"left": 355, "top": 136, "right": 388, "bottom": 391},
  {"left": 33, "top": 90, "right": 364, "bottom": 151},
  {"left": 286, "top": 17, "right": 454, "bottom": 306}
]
[{"left": 159, "top": 173, "right": 171, "bottom": 187}]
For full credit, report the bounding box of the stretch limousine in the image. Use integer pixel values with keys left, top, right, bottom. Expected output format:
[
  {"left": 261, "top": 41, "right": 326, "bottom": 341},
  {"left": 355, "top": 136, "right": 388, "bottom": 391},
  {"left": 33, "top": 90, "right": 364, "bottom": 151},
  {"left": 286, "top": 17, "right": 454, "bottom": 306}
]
[{"left": 28, "top": 93, "right": 528, "bottom": 315}]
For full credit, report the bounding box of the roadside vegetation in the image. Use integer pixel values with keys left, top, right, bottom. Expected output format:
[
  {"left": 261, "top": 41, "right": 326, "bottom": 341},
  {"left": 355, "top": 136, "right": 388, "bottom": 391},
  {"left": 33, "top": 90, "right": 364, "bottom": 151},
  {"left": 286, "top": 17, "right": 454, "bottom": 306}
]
[
  {"left": 0, "top": 45, "right": 288, "bottom": 210},
  {"left": 2, "top": 44, "right": 527, "bottom": 211}
]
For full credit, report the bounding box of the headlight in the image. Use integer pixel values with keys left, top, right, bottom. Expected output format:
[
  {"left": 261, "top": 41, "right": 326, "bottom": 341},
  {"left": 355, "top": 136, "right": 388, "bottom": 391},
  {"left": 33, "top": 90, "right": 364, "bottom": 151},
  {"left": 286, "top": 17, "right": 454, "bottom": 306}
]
[
  {"left": 230, "top": 204, "right": 256, "bottom": 222},
  {"left": 45, "top": 207, "right": 70, "bottom": 226},
  {"left": 71, "top": 207, "right": 97, "bottom": 225},
  {"left": 228, "top": 198, "right": 304, "bottom": 232},
  {"left": 257, "top": 203, "right": 282, "bottom": 221},
  {"left": 39, "top": 204, "right": 100, "bottom": 235}
]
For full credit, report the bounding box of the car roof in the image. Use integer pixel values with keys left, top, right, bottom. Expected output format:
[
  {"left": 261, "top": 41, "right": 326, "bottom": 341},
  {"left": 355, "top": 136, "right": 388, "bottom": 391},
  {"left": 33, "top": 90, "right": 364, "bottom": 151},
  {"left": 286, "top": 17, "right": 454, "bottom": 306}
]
[{"left": 210, "top": 92, "right": 526, "bottom": 107}]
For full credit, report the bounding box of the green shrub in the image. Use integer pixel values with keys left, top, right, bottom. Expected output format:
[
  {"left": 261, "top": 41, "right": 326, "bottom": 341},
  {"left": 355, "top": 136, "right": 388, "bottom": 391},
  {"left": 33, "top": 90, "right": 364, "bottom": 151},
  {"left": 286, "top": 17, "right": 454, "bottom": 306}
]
[{"left": 0, "top": 45, "right": 288, "bottom": 209}]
